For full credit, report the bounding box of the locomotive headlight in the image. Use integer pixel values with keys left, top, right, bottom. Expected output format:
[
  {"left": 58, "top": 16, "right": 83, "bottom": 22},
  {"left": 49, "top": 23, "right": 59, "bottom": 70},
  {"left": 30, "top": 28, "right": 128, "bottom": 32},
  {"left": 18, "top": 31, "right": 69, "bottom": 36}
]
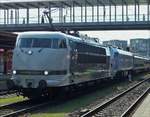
[
  {"left": 13, "top": 70, "right": 16, "bottom": 75},
  {"left": 44, "top": 71, "right": 49, "bottom": 75}
]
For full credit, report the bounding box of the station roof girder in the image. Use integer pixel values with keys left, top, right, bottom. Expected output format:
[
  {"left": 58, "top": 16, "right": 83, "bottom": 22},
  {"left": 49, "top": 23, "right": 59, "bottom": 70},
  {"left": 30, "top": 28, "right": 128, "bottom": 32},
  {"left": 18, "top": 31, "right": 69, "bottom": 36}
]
[{"left": 0, "top": 0, "right": 149, "bottom": 9}]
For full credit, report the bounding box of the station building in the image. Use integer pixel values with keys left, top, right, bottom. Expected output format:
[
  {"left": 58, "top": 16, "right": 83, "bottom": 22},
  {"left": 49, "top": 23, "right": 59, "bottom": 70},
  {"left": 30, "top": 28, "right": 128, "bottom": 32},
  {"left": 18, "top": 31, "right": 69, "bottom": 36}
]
[
  {"left": 103, "top": 40, "right": 128, "bottom": 50},
  {"left": 130, "top": 38, "right": 150, "bottom": 57}
]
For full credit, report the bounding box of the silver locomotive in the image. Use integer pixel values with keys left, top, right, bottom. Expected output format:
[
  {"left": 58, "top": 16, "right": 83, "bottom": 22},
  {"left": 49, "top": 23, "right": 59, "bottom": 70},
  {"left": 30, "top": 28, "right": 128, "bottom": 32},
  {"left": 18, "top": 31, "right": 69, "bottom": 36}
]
[{"left": 11, "top": 31, "right": 150, "bottom": 97}]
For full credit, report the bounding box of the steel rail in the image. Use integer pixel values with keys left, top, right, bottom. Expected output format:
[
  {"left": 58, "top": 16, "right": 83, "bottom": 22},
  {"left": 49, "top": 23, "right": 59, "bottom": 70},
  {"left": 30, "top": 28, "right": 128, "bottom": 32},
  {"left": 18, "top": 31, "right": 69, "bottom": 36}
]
[
  {"left": 0, "top": 97, "right": 57, "bottom": 117},
  {"left": 81, "top": 77, "right": 150, "bottom": 117},
  {"left": 121, "top": 87, "right": 150, "bottom": 117},
  {"left": 0, "top": 99, "right": 30, "bottom": 109},
  {"left": 0, "top": 90, "right": 17, "bottom": 97},
  {"left": 1, "top": 100, "right": 52, "bottom": 117}
]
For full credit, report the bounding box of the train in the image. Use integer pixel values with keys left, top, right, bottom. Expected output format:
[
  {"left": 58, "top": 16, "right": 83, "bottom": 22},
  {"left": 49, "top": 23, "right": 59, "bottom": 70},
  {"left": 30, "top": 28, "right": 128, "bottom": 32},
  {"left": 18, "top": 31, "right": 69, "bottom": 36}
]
[{"left": 10, "top": 31, "right": 150, "bottom": 98}]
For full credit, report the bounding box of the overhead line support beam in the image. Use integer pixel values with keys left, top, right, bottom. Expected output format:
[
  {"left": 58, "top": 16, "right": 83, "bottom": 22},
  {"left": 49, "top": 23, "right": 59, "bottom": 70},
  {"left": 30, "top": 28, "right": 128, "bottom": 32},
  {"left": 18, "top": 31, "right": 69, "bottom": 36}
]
[
  {"left": 147, "top": 0, "right": 149, "bottom": 21},
  {"left": 61, "top": 2, "right": 71, "bottom": 7},
  {"left": 122, "top": 0, "right": 124, "bottom": 22}
]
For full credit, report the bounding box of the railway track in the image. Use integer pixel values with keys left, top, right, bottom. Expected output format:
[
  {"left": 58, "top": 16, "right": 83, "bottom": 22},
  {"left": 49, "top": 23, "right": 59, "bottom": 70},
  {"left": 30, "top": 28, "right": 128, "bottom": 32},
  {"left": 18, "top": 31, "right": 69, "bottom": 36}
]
[
  {"left": 0, "top": 98, "right": 53, "bottom": 117},
  {"left": 121, "top": 87, "right": 150, "bottom": 117},
  {"left": 0, "top": 77, "right": 17, "bottom": 98},
  {"left": 0, "top": 90, "right": 17, "bottom": 98},
  {"left": 81, "top": 77, "right": 150, "bottom": 117},
  {"left": 1, "top": 75, "right": 149, "bottom": 117}
]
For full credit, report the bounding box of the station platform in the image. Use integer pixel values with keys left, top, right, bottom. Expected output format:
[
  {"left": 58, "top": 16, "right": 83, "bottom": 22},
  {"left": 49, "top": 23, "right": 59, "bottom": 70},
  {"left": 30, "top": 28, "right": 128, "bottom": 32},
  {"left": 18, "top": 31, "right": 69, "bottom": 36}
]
[
  {"left": 0, "top": 74, "right": 11, "bottom": 79},
  {"left": 132, "top": 93, "right": 150, "bottom": 117},
  {"left": 0, "top": 75, "right": 11, "bottom": 91}
]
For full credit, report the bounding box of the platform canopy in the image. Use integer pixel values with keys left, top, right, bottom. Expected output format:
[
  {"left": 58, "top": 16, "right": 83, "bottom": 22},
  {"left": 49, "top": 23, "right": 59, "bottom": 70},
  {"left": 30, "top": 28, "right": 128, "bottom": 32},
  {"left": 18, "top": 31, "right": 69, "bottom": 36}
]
[{"left": 0, "top": 0, "right": 149, "bottom": 9}]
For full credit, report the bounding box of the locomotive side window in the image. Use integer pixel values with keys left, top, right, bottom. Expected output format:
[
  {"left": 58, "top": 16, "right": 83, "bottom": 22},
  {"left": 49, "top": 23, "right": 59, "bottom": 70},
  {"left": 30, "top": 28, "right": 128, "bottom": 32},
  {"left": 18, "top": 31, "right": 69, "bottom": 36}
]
[
  {"left": 69, "top": 41, "right": 107, "bottom": 64},
  {"left": 52, "top": 39, "right": 67, "bottom": 49},
  {"left": 76, "top": 42, "right": 106, "bottom": 55},
  {"left": 58, "top": 40, "right": 67, "bottom": 48}
]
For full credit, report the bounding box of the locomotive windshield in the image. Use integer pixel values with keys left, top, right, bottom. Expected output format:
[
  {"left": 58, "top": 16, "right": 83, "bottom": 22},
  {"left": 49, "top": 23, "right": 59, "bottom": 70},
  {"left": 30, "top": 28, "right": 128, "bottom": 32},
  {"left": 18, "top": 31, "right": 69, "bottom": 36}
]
[{"left": 18, "top": 38, "right": 67, "bottom": 48}]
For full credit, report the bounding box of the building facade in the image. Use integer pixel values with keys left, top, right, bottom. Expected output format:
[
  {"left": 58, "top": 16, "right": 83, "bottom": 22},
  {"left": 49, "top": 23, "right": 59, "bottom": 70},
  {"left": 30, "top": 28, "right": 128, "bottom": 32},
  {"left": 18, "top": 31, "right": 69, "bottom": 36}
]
[
  {"left": 103, "top": 40, "right": 128, "bottom": 50},
  {"left": 130, "top": 38, "right": 150, "bottom": 57}
]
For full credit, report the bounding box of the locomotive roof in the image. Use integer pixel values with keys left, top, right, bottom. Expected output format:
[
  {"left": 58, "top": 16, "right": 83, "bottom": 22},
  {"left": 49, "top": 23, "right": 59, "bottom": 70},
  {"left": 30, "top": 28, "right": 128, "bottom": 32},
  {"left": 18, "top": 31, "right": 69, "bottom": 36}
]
[
  {"left": 18, "top": 31, "right": 106, "bottom": 49},
  {"left": 18, "top": 31, "right": 67, "bottom": 38}
]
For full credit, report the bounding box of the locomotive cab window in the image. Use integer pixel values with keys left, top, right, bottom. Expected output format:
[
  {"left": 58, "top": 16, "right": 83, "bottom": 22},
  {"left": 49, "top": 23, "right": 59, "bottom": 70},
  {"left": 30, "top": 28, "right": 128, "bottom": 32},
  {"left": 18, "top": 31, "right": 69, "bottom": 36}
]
[
  {"left": 32, "top": 38, "right": 51, "bottom": 48},
  {"left": 18, "top": 38, "right": 67, "bottom": 49},
  {"left": 18, "top": 38, "right": 32, "bottom": 48},
  {"left": 18, "top": 38, "right": 51, "bottom": 48}
]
